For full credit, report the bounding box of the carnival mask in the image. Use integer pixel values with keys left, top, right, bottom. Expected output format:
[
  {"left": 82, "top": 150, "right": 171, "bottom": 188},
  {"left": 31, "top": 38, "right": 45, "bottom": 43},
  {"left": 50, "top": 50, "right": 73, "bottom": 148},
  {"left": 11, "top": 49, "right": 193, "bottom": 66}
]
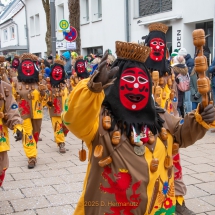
[
  {"left": 119, "top": 67, "right": 150, "bottom": 111},
  {"left": 21, "top": 60, "right": 34, "bottom": 76},
  {"left": 149, "top": 38, "right": 165, "bottom": 61},
  {"left": 76, "top": 62, "right": 85, "bottom": 73},
  {"left": 52, "top": 65, "right": 63, "bottom": 80},
  {"left": 12, "top": 59, "right": 19, "bottom": 68}
]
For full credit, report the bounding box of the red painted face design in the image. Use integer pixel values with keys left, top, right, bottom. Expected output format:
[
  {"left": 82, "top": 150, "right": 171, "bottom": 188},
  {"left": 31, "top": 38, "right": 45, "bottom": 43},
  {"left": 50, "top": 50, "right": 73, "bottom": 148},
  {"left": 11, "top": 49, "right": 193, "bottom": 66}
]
[
  {"left": 52, "top": 65, "right": 63, "bottom": 80},
  {"left": 12, "top": 59, "right": 19, "bottom": 68},
  {"left": 77, "top": 62, "right": 85, "bottom": 73},
  {"left": 21, "top": 60, "right": 34, "bottom": 76},
  {"left": 119, "top": 67, "right": 150, "bottom": 111},
  {"left": 149, "top": 38, "right": 165, "bottom": 61}
]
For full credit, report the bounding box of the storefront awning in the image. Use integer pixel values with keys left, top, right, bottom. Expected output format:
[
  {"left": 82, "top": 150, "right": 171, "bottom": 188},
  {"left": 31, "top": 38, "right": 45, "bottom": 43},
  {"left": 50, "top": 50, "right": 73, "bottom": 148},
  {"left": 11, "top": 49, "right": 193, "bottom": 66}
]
[
  {"left": 137, "top": 15, "right": 183, "bottom": 26},
  {"left": 0, "top": 45, "right": 27, "bottom": 51}
]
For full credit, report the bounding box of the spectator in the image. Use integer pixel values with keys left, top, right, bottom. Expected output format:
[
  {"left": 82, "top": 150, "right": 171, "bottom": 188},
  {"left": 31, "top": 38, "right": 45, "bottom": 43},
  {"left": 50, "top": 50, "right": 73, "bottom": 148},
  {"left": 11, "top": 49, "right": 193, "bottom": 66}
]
[
  {"left": 61, "top": 51, "right": 72, "bottom": 78},
  {"left": 178, "top": 48, "right": 194, "bottom": 113},
  {"left": 189, "top": 68, "right": 202, "bottom": 110},
  {"left": 172, "top": 55, "right": 188, "bottom": 118},
  {"left": 178, "top": 48, "right": 194, "bottom": 75},
  {"left": 47, "top": 56, "right": 53, "bottom": 67}
]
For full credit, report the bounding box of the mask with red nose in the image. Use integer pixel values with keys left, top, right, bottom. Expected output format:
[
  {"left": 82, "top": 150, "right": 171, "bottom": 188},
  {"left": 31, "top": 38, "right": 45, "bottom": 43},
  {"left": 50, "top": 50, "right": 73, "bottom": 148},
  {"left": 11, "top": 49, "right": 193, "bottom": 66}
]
[
  {"left": 144, "top": 23, "right": 169, "bottom": 76},
  {"left": 50, "top": 63, "right": 65, "bottom": 87},
  {"left": 52, "top": 65, "right": 63, "bottom": 81},
  {"left": 149, "top": 38, "right": 165, "bottom": 61},
  {"left": 74, "top": 59, "right": 89, "bottom": 79},
  {"left": 12, "top": 58, "right": 20, "bottom": 69},
  {"left": 17, "top": 58, "right": 39, "bottom": 83},
  {"left": 21, "top": 60, "right": 34, "bottom": 76}
]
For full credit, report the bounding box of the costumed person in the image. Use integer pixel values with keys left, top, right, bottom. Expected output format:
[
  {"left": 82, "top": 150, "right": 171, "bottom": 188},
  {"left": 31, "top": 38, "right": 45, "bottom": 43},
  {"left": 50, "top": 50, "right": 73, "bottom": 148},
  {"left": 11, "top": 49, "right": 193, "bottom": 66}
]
[
  {"left": 62, "top": 43, "right": 215, "bottom": 214},
  {"left": 144, "top": 23, "right": 193, "bottom": 214},
  {"left": 70, "top": 56, "right": 90, "bottom": 88},
  {"left": 13, "top": 53, "right": 48, "bottom": 168},
  {"left": 0, "top": 55, "right": 23, "bottom": 186},
  {"left": 144, "top": 23, "right": 178, "bottom": 116},
  {"left": 84, "top": 54, "right": 94, "bottom": 73},
  {"left": 8, "top": 55, "right": 19, "bottom": 84},
  {"left": 46, "top": 59, "right": 69, "bottom": 153}
]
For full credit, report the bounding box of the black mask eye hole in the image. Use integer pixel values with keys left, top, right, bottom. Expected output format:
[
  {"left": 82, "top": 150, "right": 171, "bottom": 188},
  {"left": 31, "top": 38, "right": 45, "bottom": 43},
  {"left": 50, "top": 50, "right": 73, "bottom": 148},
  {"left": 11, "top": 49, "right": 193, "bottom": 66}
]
[
  {"left": 122, "top": 75, "right": 135, "bottom": 83},
  {"left": 159, "top": 42, "right": 164, "bottom": 46},
  {"left": 138, "top": 77, "right": 148, "bottom": 84},
  {"left": 152, "top": 41, "right": 158, "bottom": 45}
]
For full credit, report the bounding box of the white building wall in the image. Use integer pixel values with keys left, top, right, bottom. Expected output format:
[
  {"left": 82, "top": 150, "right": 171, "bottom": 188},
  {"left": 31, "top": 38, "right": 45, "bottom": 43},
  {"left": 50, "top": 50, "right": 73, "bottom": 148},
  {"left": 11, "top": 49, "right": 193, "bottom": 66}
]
[
  {"left": 13, "top": 7, "right": 27, "bottom": 46},
  {"left": 0, "top": 6, "right": 26, "bottom": 49},
  {"left": 24, "top": 0, "right": 215, "bottom": 58},
  {"left": 131, "top": 0, "right": 215, "bottom": 57},
  {"left": 80, "top": 0, "right": 126, "bottom": 56},
  {"left": 26, "top": 0, "right": 70, "bottom": 57}
]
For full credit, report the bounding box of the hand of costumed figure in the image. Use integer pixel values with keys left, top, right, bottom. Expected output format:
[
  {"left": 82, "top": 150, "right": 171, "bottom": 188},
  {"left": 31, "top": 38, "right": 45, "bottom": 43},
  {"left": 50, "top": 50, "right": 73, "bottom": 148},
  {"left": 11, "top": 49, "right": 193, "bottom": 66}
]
[
  {"left": 93, "top": 50, "right": 119, "bottom": 86},
  {"left": 200, "top": 104, "right": 215, "bottom": 124}
]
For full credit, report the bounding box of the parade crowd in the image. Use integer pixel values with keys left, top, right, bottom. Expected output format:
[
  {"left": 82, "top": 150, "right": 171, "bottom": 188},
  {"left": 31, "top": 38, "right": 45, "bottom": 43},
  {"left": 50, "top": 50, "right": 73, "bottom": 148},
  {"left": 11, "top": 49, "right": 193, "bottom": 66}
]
[{"left": 1, "top": 23, "right": 215, "bottom": 215}]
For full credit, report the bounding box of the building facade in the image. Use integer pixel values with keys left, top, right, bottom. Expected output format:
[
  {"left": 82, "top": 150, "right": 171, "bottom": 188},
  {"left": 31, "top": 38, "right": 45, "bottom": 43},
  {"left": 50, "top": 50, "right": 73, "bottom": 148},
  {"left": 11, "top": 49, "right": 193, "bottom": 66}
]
[
  {"left": 22, "top": 0, "right": 215, "bottom": 60},
  {"left": 0, "top": 0, "right": 27, "bottom": 56},
  {"left": 80, "top": 0, "right": 215, "bottom": 59},
  {"left": 25, "top": 0, "right": 70, "bottom": 58}
]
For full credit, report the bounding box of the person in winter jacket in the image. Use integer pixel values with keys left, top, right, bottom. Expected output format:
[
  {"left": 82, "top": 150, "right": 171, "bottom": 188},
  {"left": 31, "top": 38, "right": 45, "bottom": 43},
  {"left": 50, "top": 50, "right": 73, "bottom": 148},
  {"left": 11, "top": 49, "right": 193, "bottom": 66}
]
[
  {"left": 172, "top": 55, "right": 188, "bottom": 118},
  {"left": 178, "top": 48, "right": 193, "bottom": 113},
  {"left": 61, "top": 51, "right": 72, "bottom": 78}
]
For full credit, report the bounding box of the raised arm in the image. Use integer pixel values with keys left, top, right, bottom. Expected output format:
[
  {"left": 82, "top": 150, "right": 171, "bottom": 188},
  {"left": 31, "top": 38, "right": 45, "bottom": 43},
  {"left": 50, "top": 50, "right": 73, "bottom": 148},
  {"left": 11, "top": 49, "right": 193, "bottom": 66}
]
[{"left": 62, "top": 51, "right": 118, "bottom": 147}]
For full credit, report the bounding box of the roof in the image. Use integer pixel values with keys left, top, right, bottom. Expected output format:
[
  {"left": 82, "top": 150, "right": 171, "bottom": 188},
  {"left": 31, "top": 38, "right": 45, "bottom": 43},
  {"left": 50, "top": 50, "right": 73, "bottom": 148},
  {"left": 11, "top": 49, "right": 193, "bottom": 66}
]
[{"left": 0, "top": 1, "right": 23, "bottom": 24}]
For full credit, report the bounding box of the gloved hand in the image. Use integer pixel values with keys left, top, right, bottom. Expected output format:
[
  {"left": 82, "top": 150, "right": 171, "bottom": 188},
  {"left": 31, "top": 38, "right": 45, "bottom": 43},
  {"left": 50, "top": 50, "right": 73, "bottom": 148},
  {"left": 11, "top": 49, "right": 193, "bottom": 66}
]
[
  {"left": 14, "top": 129, "right": 23, "bottom": 141},
  {"left": 194, "top": 94, "right": 199, "bottom": 100},
  {"left": 47, "top": 101, "right": 53, "bottom": 107},
  {"left": 201, "top": 104, "right": 215, "bottom": 124},
  {"left": 93, "top": 50, "right": 119, "bottom": 86}
]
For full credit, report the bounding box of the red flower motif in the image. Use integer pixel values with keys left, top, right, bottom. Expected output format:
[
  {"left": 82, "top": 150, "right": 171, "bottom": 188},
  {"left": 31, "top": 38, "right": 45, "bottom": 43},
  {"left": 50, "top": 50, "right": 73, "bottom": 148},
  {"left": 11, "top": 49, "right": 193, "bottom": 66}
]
[{"left": 163, "top": 198, "right": 173, "bottom": 209}]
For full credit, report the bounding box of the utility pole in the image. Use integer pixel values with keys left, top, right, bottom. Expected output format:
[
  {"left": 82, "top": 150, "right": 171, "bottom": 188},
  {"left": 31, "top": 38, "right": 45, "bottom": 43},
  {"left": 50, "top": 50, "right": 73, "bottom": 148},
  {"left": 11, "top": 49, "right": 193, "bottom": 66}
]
[
  {"left": 20, "top": 0, "right": 29, "bottom": 53},
  {"left": 50, "top": 0, "right": 56, "bottom": 60}
]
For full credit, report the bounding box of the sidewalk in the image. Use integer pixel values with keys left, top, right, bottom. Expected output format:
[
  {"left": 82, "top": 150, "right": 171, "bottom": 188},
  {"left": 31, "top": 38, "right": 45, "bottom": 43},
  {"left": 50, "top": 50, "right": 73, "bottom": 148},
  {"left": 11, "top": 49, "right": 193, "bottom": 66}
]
[{"left": 0, "top": 113, "right": 215, "bottom": 214}]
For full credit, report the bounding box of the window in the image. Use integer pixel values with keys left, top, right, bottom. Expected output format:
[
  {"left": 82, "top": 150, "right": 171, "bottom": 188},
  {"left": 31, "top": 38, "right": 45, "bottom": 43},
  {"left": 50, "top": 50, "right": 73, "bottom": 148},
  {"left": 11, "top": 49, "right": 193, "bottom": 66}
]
[
  {"left": 3, "top": 29, "right": 8, "bottom": 41},
  {"left": 30, "top": 16, "right": 34, "bottom": 36},
  {"left": 85, "top": 0, "right": 89, "bottom": 21},
  {"left": 58, "top": 4, "right": 64, "bottom": 21},
  {"left": 10, "top": 26, "right": 15, "bottom": 39},
  {"left": 81, "top": 0, "right": 90, "bottom": 24},
  {"left": 91, "top": 0, "right": 102, "bottom": 22},
  {"left": 98, "top": 0, "right": 102, "bottom": 18},
  {"left": 139, "top": 0, "right": 172, "bottom": 17},
  {"left": 35, "top": 14, "right": 40, "bottom": 35}
]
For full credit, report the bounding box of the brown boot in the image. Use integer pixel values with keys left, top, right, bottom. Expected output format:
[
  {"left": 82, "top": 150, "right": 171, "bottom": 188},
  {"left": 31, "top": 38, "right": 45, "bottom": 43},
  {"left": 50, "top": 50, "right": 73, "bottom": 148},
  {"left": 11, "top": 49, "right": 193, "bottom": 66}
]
[
  {"left": 28, "top": 157, "right": 37, "bottom": 169},
  {"left": 176, "top": 201, "right": 196, "bottom": 215},
  {"left": 59, "top": 143, "right": 66, "bottom": 153}
]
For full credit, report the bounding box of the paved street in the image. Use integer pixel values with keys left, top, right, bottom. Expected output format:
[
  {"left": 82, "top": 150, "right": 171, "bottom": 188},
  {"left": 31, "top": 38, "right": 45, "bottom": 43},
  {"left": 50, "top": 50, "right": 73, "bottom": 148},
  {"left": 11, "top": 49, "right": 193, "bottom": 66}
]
[{"left": 1, "top": 109, "right": 215, "bottom": 215}]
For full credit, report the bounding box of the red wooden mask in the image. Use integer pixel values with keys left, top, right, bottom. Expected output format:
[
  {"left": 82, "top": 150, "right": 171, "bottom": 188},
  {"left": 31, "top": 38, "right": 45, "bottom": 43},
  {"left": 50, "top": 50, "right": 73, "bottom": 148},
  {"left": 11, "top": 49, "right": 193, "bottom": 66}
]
[{"left": 119, "top": 67, "right": 150, "bottom": 111}]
